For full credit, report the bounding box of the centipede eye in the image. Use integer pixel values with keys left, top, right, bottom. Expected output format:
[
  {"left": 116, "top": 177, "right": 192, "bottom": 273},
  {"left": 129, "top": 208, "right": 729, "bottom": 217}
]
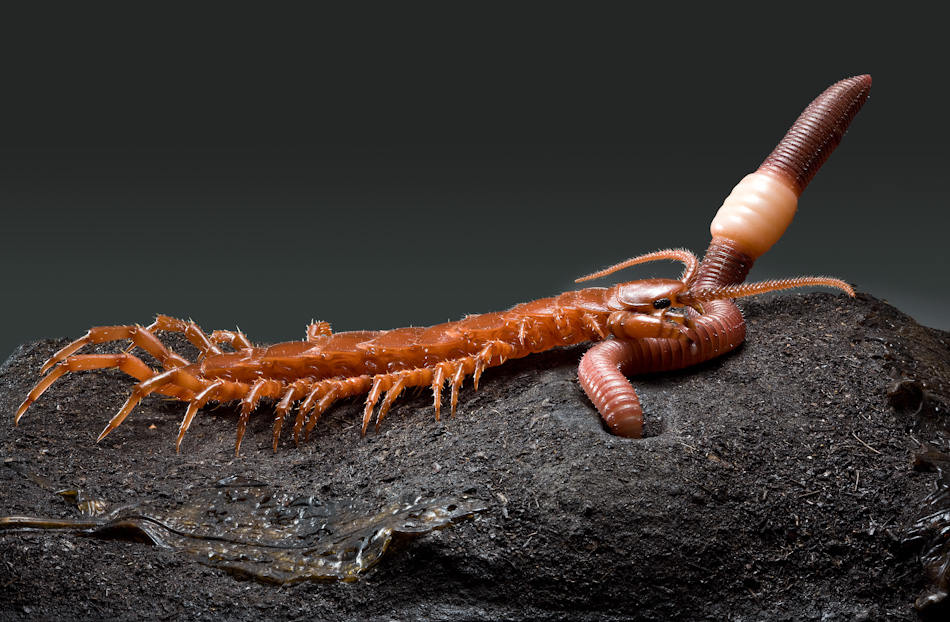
[{"left": 653, "top": 298, "right": 672, "bottom": 310}]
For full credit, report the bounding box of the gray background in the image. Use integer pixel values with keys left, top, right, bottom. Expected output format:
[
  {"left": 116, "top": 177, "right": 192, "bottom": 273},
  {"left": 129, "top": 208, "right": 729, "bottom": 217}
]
[{"left": 2, "top": 9, "right": 946, "bottom": 361}]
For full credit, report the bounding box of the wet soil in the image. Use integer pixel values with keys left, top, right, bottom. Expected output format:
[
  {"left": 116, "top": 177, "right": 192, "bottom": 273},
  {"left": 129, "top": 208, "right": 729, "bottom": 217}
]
[{"left": 1, "top": 293, "right": 948, "bottom": 621}]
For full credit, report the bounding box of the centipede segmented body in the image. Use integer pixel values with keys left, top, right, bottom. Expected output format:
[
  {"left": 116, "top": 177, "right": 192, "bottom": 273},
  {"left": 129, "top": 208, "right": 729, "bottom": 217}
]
[{"left": 15, "top": 75, "right": 871, "bottom": 454}]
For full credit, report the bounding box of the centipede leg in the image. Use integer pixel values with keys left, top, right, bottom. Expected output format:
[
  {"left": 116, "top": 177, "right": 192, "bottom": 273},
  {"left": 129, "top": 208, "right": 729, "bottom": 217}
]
[
  {"left": 580, "top": 300, "right": 745, "bottom": 437},
  {"left": 177, "top": 380, "right": 226, "bottom": 451},
  {"left": 304, "top": 386, "right": 342, "bottom": 439},
  {"left": 43, "top": 324, "right": 190, "bottom": 375},
  {"left": 98, "top": 367, "right": 211, "bottom": 442},
  {"left": 17, "top": 354, "right": 154, "bottom": 423}
]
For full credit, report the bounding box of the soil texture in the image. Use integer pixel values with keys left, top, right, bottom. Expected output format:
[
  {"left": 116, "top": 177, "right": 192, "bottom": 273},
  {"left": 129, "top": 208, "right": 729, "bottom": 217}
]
[{"left": 1, "top": 293, "right": 949, "bottom": 621}]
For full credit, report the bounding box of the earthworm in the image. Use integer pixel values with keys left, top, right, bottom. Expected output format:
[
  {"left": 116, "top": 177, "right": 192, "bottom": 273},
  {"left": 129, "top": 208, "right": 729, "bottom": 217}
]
[
  {"left": 14, "top": 76, "right": 869, "bottom": 453},
  {"left": 577, "top": 75, "right": 871, "bottom": 437}
]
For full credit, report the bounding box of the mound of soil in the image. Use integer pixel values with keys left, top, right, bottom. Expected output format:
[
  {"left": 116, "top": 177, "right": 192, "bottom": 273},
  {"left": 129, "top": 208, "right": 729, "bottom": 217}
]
[{"left": 1, "top": 293, "right": 948, "bottom": 620}]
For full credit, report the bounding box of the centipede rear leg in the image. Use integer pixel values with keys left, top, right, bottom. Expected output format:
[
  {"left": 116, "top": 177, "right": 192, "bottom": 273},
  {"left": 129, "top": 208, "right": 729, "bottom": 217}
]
[
  {"left": 134, "top": 315, "right": 253, "bottom": 358},
  {"left": 14, "top": 321, "right": 208, "bottom": 423}
]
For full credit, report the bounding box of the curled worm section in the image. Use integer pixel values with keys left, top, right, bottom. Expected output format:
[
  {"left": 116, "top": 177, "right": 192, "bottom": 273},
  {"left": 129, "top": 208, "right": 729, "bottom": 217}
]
[
  {"left": 581, "top": 237, "right": 752, "bottom": 438},
  {"left": 578, "top": 300, "right": 744, "bottom": 437}
]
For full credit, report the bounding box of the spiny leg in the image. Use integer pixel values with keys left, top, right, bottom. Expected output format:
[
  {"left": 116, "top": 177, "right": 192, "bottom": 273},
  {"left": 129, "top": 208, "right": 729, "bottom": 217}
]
[
  {"left": 306, "top": 321, "right": 333, "bottom": 342},
  {"left": 363, "top": 376, "right": 390, "bottom": 434},
  {"left": 21, "top": 322, "right": 217, "bottom": 427},
  {"left": 289, "top": 376, "right": 374, "bottom": 444},
  {"left": 15, "top": 353, "right": 167, "bottom": 424},
  {"left": 175, "top": 379, "right": 251, "bottom": 451},
  {"left": 450, "top": 364, "right": 467, "bottom": 417},
  {"left": 302, "top": 376, "right": 377, "bottom": 439},
  {"left": 136, "top": 315, "right": 253, "bottom": 358},
  {"left": 361, "top": 365, "right": 475, "bottom": 434},
  {"left": 435, "top": 348, "right": 519, "bottom": 419},
  {"left": 42, "top": 324, "right": 190, "bottom": 375},
  {"left": 177, "top": 379, "right": 225, "bottom": 451},
  {"left": 581, "top": 312, "right": 609, "bottom": 341},
  {"left": 373, "top": 376, "right": 408, "bottom": 432},
  {"left": 472, "top": 340, "right": 519, "bottom": 390},
  {"left": 441, "top": 341, "right": 519, "bottom": 420},
  {"left": 273, "top": 380, "right": 311, "bottom": 452},
  {"left": 428, "top": 355, "right": 496, "bottom": 424},
  {"left": 207, "top": 329, "right": 252, "bottom": 351},
  {"left": 431, "top": 366, "right": 446, "bottom": 421},
  {"left": 295, "top": 384, "right": 330, "bottom": 443},
  {"left": 234, "top": 378, "right": 287, "bottom": 455},
  {"left": 98, "top": 367, "right": 210, "bottom": 442}
]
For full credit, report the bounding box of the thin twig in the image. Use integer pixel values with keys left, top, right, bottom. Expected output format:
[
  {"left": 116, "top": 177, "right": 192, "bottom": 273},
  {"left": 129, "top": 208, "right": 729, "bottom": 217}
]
[{"left": 851, "top": 430, "right": 882, "bottom": 454}]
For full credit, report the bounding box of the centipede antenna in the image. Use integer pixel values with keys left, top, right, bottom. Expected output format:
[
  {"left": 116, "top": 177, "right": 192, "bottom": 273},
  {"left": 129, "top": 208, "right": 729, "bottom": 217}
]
[
  {"left": 575, "top": 249, "right": 699, "bottom": 283},
  {"left": 682, "top": 276, "right": 856, "bottom": 305}
]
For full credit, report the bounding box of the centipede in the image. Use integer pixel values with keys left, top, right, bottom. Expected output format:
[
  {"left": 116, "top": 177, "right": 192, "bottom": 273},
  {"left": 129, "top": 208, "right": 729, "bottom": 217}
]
[{"left": 14, "top": 75, "right": 871, "bottom": 454}]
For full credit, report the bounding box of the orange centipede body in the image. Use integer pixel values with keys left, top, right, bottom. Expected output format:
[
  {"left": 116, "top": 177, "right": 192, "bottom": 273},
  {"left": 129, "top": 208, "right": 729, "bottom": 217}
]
[{"left": 15, "top": 75, "right": 871, "bottom": 455}]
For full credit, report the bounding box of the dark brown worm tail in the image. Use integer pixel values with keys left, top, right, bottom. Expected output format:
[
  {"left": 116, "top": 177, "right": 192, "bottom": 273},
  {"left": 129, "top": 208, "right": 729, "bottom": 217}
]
[{"left": 759, "top": 74, "right": 872, "bottom": 197}]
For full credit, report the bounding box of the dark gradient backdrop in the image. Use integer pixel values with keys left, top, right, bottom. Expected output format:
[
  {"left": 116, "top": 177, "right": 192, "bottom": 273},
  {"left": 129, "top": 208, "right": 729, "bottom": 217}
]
[{"left": 2, "top": 11, "right": 946, "bottom": 362}]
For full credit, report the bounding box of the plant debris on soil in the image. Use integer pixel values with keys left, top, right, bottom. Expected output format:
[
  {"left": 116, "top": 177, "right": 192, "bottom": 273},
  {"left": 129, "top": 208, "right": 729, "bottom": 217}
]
[{"left": 1, "top": 292, "right": 949, "bottom": 621}]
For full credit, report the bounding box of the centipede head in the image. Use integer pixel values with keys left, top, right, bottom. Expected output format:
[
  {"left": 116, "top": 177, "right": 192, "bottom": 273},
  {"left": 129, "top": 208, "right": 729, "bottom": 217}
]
[
  {"left": 604, "top": 279, "right": 687, "bottom": 315},
  {"left": 576, "top": 249, "right": 701, "bottom": 317},
  {"left": 575, "top": 247, "right": 855, "bottom": 314}
]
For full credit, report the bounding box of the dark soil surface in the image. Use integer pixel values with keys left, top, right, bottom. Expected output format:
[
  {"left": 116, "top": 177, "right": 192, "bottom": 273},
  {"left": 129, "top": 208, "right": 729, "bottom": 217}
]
[{"left": 1, "top": 293, "right": 949, "bottom": 621}]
